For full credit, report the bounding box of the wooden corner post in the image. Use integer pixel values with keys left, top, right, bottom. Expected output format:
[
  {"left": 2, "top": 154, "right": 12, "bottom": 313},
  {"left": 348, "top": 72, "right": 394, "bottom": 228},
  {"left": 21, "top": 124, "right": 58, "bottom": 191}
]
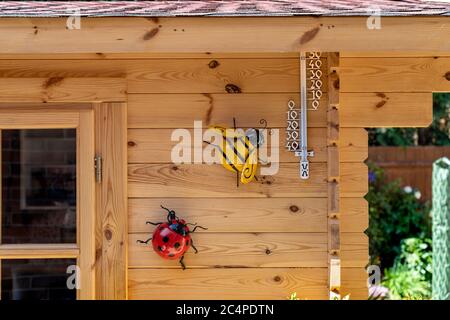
[
  {"left": 94, "top": 102, "right": 128, "bottom": 300},
  {"left": 327, "top": 52, "right": 341, "bottom": 299}
]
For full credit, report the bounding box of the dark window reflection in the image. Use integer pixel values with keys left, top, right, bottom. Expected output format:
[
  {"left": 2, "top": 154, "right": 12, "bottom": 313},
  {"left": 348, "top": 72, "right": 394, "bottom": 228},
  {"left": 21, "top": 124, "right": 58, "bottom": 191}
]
[
  {"left": 1, "top": 259, "right": 77, "bottom": 300},
  {"left": 1, "top": 129, "right": 76, "bottom": 244}
]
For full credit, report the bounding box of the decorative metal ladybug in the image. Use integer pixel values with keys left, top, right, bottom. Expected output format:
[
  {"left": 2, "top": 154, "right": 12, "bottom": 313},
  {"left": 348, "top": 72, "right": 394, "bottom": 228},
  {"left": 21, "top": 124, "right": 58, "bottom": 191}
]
[{"left": 136, "top": 205, "right": 207, "bottom": 269}]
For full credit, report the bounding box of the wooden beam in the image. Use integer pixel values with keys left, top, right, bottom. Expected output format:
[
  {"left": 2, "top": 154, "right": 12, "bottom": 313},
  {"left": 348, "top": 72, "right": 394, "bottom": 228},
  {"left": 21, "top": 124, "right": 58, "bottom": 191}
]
[
  {"left": 327, "top": 52, "right": 341, "bottom": 300},
  {"left": 0, "top": 244, "right": 79, "bottom": 259},
  {"left": 127, "top": 128, "right": 368, "bottom": 164},
  {"left": 340, "top": 57, "right": 450, "bottom": 93},
  {"left": 0, "top": 17, "right": 449, "bottom": 53},
  {"left": 341, "top": 51, "right": 450, "bottom": 58},
  {"left": 0, "top": 110, "right": 79, "bottom": 128},
  {"left": 128, "top": 162, "right": 368, "bottom": 198},
  {"left": 129, "top": 233, "right": 328, "bottom": 268},
  {"left": 95, "top": 103, "right": 128, "bottom": 300},
  {"left": 0, "top": 78, "right": 126, "bottom": 103},
  {"left": 341, "top": 92, "right": 433, "bottom": 128},
  {"left": 78, "top": 109, "right": 96, "bottom": 300},
  {"left": 128, "top": 93, "right": 329, "bottom": 128},
  {"left": 129, "top": 197, "right": 368, "bottom": 234},
  {"left": 129, "top": 268, "right": 328, "bottom": 300},
  {"left": 0, "top": 59, "right": 326, "bottom": 94}
]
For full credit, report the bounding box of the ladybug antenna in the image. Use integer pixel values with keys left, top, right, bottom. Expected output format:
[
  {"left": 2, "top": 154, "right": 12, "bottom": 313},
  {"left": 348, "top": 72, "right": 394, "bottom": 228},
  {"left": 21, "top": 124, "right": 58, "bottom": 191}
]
[{"left": 160, "top": 205, "right": 177, "bottom": 222}]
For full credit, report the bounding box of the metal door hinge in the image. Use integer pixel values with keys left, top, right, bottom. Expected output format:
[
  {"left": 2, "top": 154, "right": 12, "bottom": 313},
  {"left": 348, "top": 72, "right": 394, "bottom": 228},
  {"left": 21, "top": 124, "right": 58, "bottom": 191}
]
[{"left": 94, "top": 155, "right": 102, "bottom": 183}]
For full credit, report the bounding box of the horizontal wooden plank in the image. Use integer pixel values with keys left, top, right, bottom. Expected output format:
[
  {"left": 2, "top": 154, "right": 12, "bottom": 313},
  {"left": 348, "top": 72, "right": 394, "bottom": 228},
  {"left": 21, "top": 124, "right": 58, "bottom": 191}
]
[
  {"left": 1, "top": 17, "right": 450, "bottom": 53},
  {"left": 340, "top": 57, "right": 450, "bottom": 92},
  {"left": 129, "top": 198, "right": 326, "bottom": 233},
  {"left": 0, "top": 78, "right": 126, "bottom": 102},
  {"left": 0, "top": 59, "right": 326, "bottom": 94},
  {"left": 127, "top": 128, "right": 367, "bottom": 163},
  {"left": 341, "top": 92, "right": 433, "bottom": 128},
  {"left": 129, "top": 232, "right": 367, "bottom": 269},
  {"left": 11, "top": 52, "right": 450, "bottom": 60},
  {"left": 129, "top": 197, "right": 367, "bottom": 233},
  {"left": 129, "top": 268, "right": 328, "bottom": 300},
  {"left": 128, "top": 163, "right": 368, "bottom": 198},
  {"left": 128, "top": 93, "right": 328, "bottom": 128},
  {"left": 341, "top": 233, "right": 368, "bottom": 268},
  {"left": 341, "top": 52, "right": 450, "bottom": 58},
  {"left": 0, "top": 53, "right": 301, "bottom": 59},
  {"left": 129, "top": 233, "right": 327, "bottom": 268},
  {"left": 0, "top": 110, "right": 79, "bottom": 128},
  {"left": 0, "top": 244, "right": 79, "bottom": 259},
  {"left": 341, "top": 267, "right": 368, "bottom": 300},
  {"left": 341, "top": 198, "right": 368, "bottom": 233},
  {"left": 128, "top": 267, "right": 368, "bottom": 300}
]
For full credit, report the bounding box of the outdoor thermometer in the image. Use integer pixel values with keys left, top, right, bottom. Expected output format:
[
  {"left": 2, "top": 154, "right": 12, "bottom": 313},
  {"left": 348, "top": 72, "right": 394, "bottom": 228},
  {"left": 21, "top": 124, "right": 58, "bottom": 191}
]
[{"left": 286, "top": 52, "right": 323, "bottom": 179}]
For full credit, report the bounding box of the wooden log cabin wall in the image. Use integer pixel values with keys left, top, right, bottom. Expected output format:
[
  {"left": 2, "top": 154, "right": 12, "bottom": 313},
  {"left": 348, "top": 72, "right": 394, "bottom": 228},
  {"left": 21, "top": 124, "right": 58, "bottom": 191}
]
[{"left": 0, "top": 14, "right": 448, "bottom": 299}]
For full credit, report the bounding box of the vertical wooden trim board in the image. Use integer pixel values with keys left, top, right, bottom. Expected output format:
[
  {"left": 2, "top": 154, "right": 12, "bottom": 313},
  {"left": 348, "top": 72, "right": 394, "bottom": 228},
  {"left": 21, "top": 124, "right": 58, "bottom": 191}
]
[
  {"left": 95, "top": 103, "right": 128, "bottom": 300},
  {"left": 0, "top": 129, "right": 2, "bottom": 300},
  {"left": 78, "top": 109, "right": 96, "bottom": 300},
  {"left": 327, "top": 52, "right": 341, "bottom": 299}
]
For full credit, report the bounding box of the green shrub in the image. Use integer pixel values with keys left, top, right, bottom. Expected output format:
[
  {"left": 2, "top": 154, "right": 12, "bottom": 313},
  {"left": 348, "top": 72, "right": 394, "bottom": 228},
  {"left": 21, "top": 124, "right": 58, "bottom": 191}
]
[
  {"left": 382, "top": 237, "right": 432, "bottom": 300},
  {"left": 367, "top": 163, "right": 431, "bottom": 269}
]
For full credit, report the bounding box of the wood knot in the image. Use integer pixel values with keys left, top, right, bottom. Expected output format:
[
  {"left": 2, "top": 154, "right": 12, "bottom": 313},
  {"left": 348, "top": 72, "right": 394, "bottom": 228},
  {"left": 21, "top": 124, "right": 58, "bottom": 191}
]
[
  {"left": 333, "top": 79, "right": 340, "bottom": 90},
  {"left": 289, "top": 205, "right": 299, "bottom": 213},
  {"left": 95, "top": 248, "right": 102, "bottom": 261},
  {"left": 208, "top": 60, "right": 220, "bottom": 69},
  {"left": 225, "top": 84, "right": 241, "bottom": 94},
  {"left": 265, "top": 249, "right": 272, "bottom": 255},
  {"left": 259, "top": 176, "right": 273, "bottom": 185},
  {"left": 43, "top": 77, "right": 64, "bottom": 89},
  {"left": 375, "top": 100, "right": 387, "bottom": 109},
  {"left": 445, "top": 71, "right": 450, "bottom": 81},
  {"left": 143, "top": 28, "right": 159, "bottom": 40},
  {"left": 104, "top": 229, "right": 113, "bottom": 241},
  {"left": 273, "top": 276, "right": 282, "bottom": 282},
  {"left": 299, "top": 26, "right": 320, "bottom": 45},
  {"left": 128, "top": 141, "right": 136, "bottom": 147},
  {"left": 171, "top": 165, "right": 179, "bottom": 171}
]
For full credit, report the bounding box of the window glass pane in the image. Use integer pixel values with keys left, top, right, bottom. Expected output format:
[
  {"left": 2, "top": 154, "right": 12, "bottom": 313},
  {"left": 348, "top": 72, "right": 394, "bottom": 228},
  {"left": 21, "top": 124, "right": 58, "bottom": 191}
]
[
  {"left": 1, "top": 129, "right": 76, "bottom": 244},
  {"left": 1, "top": 259, "right": 77, "bottom": 300}
]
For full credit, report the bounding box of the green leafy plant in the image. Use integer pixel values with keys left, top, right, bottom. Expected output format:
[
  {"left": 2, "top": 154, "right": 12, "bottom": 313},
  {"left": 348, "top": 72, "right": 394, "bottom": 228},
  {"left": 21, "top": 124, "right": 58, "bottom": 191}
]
[
  {"left": 367, "top": 163, "right": 431, "bottom": 269},
  {"left": 382, "top": 238, "right": 432, "bottom": 300},
  {"left": 368, "top": 127, "right": 417, "bottom": 146},
  {"left": 288, "top": 292, "right": 299, "bottom": 300}
]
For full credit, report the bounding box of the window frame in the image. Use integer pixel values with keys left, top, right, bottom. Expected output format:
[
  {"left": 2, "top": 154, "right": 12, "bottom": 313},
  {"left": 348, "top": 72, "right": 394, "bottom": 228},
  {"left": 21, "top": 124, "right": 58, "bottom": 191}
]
[
  {"left": 0, "top": 77, "right": 128, "bottom": 300},
  {"left": 0, "top": 107, "right": 95, "bottom": 300}
]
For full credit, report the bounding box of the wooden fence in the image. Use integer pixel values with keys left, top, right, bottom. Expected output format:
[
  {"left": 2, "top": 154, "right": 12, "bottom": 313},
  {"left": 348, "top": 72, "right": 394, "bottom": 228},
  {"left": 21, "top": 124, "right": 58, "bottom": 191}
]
[{"left": 369, "top": 146, "right": 450, "bottom": 202}]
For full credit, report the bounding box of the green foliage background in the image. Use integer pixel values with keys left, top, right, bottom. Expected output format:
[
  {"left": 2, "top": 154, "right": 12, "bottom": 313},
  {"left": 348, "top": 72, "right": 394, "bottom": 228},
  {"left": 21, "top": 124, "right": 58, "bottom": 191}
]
[
  {"left": 367, "top": 163, "right": 431, "bottom": 269},
  {"left": 367, "top": 93, "right": 450, "bottom": 299}
]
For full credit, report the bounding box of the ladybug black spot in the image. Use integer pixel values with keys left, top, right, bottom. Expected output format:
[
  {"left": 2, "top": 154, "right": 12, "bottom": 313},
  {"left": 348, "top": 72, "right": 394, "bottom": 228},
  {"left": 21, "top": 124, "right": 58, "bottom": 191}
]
[
  {"left": 159, "top": 227, "right": 164, "bottom": 231},
  {"left": 163, "top": 236, "right": 169, "bottom": 243},
  {"left": 168, "top": 253, "right": 174, "bottom": 258},
  {"left": 158, "top": 246, "right": 163, "bottom": 252},
  {"left": 174, "top": 242, "right": 180, "bottom": 249},
  {"left": 185, "top": 240, "right": 189, "bottom": 246}
]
